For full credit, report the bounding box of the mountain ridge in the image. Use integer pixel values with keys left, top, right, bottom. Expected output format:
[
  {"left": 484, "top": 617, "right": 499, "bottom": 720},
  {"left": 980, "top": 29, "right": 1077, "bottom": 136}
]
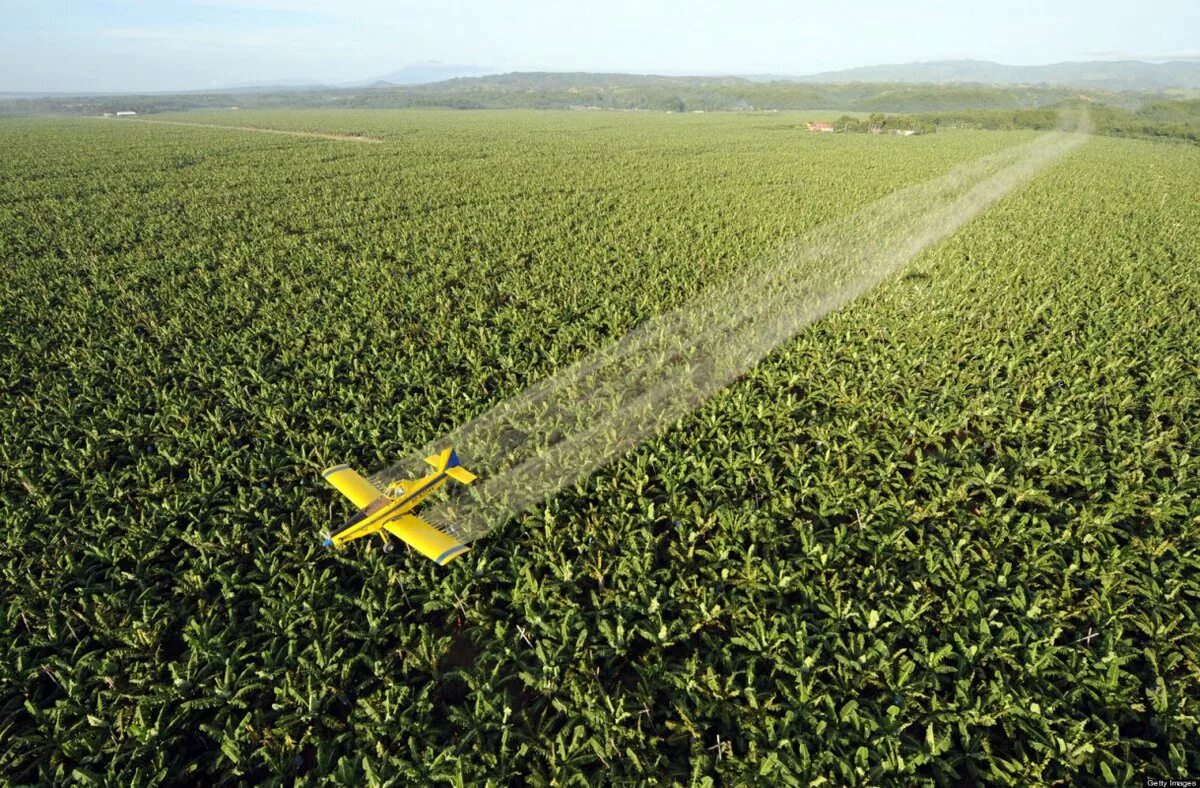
[{"left": 792, "top": 58, "right": 1200, "bottom": 90}]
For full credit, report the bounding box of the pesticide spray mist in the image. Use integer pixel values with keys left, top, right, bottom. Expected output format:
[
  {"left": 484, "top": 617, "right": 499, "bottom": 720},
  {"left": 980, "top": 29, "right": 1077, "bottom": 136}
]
[{"left": 371, "top": 121, "right": 1088, "bottom": 543}]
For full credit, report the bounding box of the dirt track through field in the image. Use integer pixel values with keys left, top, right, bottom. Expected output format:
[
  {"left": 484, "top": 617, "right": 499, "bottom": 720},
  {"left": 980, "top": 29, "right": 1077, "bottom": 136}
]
[
  {"left": 106, "top": 117, "right": 384, "bottom": 143},
  {"left": 371, "top": 121, "right": 1090, "bottom": 544}
]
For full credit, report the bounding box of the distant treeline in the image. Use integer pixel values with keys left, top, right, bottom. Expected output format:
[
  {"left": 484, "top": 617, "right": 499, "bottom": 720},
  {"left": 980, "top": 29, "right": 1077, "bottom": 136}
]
[
  {"left": 818, "top": 100, "right": 1200, "bottom": 144},
  {"left": 912, "top": 100, "right": 1200, "bottom": 143},
  {"left": 0, "top": 73, "right": 1160, "bottom": 117}
]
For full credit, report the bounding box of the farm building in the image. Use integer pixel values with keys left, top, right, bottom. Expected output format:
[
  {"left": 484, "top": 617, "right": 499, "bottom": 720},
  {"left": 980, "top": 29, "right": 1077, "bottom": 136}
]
[
  {"left": 806, "top": 121, "right": 834, "bottom": 132},
  {"left": 115, "top": 111, "right": 137, "bottom": 116}
]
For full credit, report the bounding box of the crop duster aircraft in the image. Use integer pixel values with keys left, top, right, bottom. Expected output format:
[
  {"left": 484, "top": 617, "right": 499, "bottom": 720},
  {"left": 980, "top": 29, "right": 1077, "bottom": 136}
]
[{"left": 321, "top": 448, "right": 476, "bottom": 565}]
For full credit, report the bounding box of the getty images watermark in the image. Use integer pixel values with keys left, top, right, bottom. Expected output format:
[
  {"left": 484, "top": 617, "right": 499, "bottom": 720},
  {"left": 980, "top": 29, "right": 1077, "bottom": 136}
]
[{"left": 1145, "top": 779, "right": 1198, "bottom": 787}]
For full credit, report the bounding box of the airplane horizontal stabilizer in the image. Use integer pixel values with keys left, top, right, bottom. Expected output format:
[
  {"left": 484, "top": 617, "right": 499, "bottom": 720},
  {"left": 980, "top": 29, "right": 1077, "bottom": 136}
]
[
  {"left": 424, "top": 448, "right": 476, "bottom": 484},
  {"left": 445, "top": 466, "right": 477, "bottom": 484}
]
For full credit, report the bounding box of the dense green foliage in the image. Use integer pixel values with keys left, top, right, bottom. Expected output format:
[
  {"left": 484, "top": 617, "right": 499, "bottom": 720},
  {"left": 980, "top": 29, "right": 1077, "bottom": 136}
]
[{"left": 2, "top": 110, "right": 1198, "bottom": 784}]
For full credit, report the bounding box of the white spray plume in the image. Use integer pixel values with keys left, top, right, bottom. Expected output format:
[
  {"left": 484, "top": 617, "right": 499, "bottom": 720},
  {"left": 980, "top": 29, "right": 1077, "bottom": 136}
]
[{"left": 372, "top": 121, "right": 1088, "bottom": 543}]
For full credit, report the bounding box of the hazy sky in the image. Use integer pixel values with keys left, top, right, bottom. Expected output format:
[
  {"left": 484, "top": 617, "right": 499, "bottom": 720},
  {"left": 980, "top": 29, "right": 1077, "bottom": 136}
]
[{"left": 2, "top": 0, "right": 1198, "bottom": 93}]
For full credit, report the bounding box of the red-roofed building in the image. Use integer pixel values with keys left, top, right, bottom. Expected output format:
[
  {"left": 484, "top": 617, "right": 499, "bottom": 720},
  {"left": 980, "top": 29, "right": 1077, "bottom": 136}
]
[{"left": 806, "top": 121, "right": 834, "bottom": 132}]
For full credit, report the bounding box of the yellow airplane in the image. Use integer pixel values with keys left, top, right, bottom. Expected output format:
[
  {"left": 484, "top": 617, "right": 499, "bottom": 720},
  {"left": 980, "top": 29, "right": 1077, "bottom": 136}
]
[{"left": 321, "top": 448, "right": 476, "bottom": 565}]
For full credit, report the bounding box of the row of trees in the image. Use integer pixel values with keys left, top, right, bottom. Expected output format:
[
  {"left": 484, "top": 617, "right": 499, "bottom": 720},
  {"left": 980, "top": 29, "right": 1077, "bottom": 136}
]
[
  {"left": 911, "top": 100, "right": 1200, "bottom": 143},
  {"left": 828, "top": 113, "right": 936, "bottom": 134}
]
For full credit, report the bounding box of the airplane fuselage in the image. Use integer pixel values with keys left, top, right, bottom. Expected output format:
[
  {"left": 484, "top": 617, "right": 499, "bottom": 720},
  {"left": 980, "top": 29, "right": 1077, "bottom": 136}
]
[{"left": 326, "top": 470, "right": 449, "bottom": 546}]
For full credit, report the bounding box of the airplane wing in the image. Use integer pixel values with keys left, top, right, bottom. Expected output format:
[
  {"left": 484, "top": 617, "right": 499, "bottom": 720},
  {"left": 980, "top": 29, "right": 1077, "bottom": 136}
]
[
  {"left": 384, "top": 513, "right": 470, "bottom": 566},
  {"left": 322, "top": 464, "right": 386, "bottom": 509}
]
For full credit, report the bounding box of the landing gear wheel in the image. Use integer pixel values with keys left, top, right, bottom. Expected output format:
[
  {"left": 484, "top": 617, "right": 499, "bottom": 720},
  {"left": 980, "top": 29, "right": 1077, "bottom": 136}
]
[{"left": 383, "top": 542, "right": 395, "bottom": 554}]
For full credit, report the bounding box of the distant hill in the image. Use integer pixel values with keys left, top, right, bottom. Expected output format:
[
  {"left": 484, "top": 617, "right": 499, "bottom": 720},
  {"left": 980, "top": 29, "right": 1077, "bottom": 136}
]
[
  {"left": 384, "top": 72, "right": 1144, "bottom": 111},
  {"left": 349, "top": 63, "right": 496, "bottom": 86},
  {"left": 206, "top": 64, "right": 497, "bottom": 93},
  {"left": 0, "top": 70, "right": 1175, "bottom": 117},
  {"left": 795, "top": 59, "right": 1200, "bottom": 91},
  {"left": 207, "top": 80, "right": 332, "bottom": 94}
]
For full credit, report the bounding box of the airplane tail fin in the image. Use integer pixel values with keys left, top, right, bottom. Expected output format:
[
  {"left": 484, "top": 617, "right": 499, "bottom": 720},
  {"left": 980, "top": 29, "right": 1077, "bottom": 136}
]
[{"left": 424, "top": 447, "right": 477, "bottom": 484}]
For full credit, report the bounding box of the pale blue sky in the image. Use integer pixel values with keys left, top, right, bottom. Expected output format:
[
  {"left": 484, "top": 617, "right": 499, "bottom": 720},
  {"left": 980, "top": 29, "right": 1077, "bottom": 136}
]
[{"left": 2, "top": 0, "right": 1197, "bottom": 93}]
